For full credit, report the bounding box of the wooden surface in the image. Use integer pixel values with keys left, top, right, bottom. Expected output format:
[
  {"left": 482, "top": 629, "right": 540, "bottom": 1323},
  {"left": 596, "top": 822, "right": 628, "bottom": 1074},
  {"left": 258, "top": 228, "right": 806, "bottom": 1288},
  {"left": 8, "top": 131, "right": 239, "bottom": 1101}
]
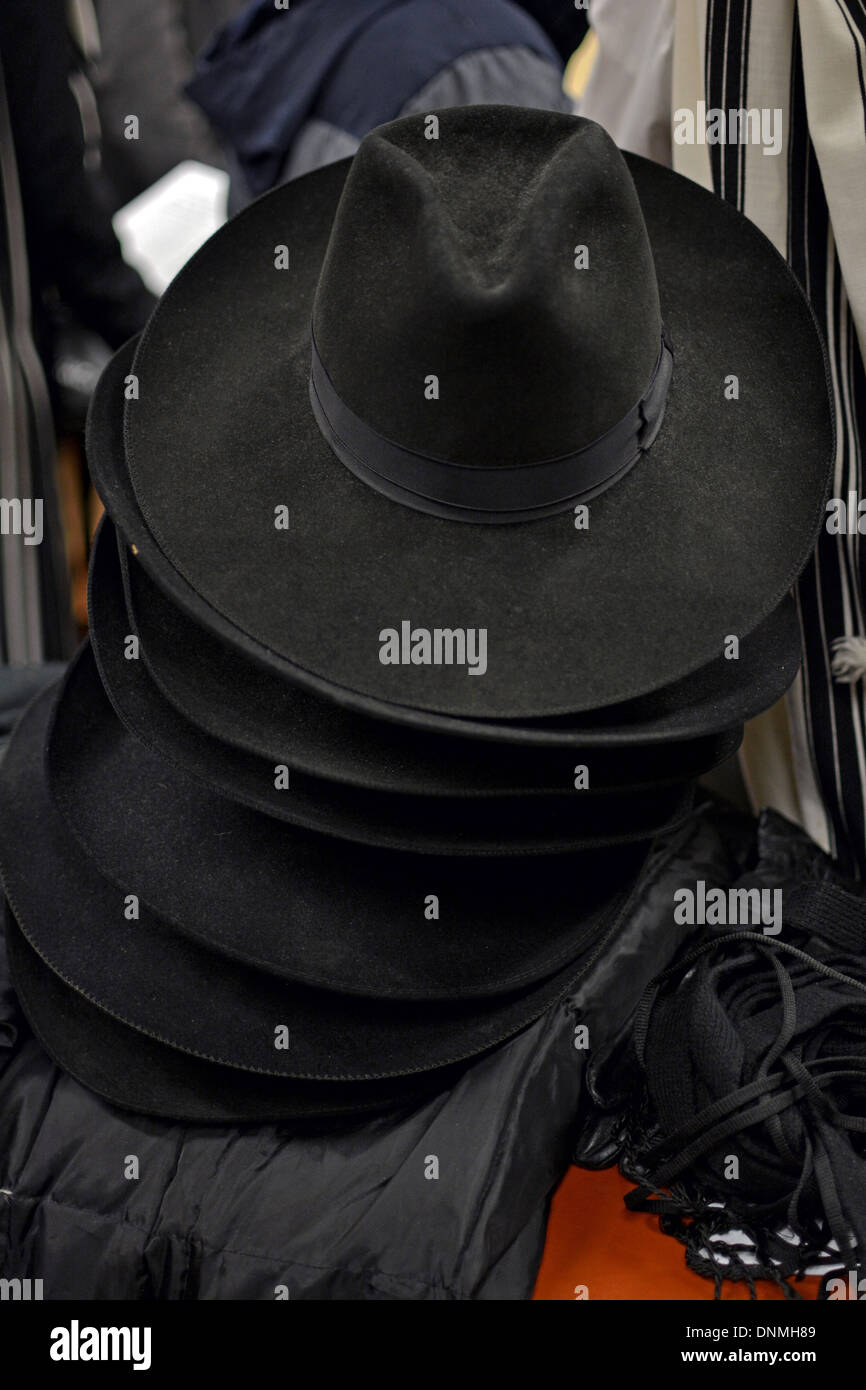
[{"left": 534, "top": 1166, "right": 821, "bottom": 1301}]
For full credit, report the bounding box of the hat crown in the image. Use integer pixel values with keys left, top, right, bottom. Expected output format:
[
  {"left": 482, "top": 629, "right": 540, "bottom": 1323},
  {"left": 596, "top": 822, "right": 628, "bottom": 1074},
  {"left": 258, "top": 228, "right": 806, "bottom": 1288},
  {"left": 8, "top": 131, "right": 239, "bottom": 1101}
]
[{"left": 312, "top": 107, "right": 662, "bottom": 468}]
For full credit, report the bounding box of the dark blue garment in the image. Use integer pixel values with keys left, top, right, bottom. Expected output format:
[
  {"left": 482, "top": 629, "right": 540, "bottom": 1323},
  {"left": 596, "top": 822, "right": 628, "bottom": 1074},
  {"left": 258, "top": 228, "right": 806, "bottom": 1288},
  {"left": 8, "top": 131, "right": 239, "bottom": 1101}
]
[{"left": 187, "top": 0, "right": 561, "bottom": 195}]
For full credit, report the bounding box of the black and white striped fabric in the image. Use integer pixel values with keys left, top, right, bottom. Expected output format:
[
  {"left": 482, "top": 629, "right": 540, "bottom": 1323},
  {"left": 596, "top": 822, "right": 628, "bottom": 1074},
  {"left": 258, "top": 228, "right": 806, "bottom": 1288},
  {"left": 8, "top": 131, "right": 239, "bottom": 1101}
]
[
  {"left": 582, "top": 0, "right": 866, "bottom": 877},
  {"left": 674, "top": 0, "right": 866, "bottom": 878}
]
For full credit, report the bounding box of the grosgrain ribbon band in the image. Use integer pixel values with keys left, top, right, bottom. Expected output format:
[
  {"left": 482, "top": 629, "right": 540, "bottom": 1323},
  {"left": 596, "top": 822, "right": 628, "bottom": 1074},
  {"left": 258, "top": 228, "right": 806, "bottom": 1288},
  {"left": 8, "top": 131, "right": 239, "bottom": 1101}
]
[{"left": 309, "top": 325, "right": 673, "bottom": 524}]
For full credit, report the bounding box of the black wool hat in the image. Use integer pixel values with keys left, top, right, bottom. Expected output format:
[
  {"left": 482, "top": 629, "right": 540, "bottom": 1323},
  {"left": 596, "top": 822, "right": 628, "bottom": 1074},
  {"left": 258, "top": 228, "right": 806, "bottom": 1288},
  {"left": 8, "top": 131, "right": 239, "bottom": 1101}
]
[
  {"left": 0, "top": 684, "right": 654, "bottom": 1095},
  {"left": 89, "top": 520, "right": 743, "bottom": 818},
  {"left": 32, "top": 652, "right": 678, "bottom": 1003},
  {"left": 88, "top": 337, "right": 803, "bottom": 767},
  {"left": 72, "top": 634, "right": 692, "bottom": 856},
  {"left": 100, "top": 106, "right": 830, "bottom": 722},
  {"left": 4, "top": 910, "right": 471, "bottom": 1124}
]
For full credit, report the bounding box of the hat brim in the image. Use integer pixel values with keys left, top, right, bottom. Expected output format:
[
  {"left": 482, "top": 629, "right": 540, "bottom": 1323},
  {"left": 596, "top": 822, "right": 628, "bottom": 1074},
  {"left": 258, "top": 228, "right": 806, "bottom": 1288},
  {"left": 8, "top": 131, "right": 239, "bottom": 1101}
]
[
  {"left": 64, "top": 637, "right": 693, "bottom": 857},
  {"left": 0, "top": 684, "right": 647, "bottom": 1075},
  {"left": 111, "top": 133, "right": 830, "bottom": 720},
  {"left": 90, "top": 339, "right": 803, "bottom": 757},
  {"left": 21, "top": 672, "right": 666, "bottom": 1001},
  {"left": 91, "top": 520, "right": 741, "bottom": 807},
  {"left": 5, "top": 911, "right": 466, "bottom": 1123}
]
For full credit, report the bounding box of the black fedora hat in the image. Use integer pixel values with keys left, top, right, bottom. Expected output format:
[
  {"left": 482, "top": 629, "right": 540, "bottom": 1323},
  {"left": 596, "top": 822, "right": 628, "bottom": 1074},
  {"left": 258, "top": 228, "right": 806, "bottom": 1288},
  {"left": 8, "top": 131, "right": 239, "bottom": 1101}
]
[
  {"left": 1, "top": 685, "right": 652, "bottom": 1082},
  {"left": 4, "top": 910, "right": 470, "bottom": 1123},
  {"left": 34, "top": 661, "right": 666, "bottom": 1002},
  {"left": 90, "top": 520, "right": 742, "bottom": 808},
  {"left": 122, "top": 520, "right": 797, "bottom": 765},
  {"left": 73, "top": 633, "right": 691, "bottom": 856},
  {"left": 89, "top": 338, "right": 803, "bottom": 766},
  {"left": 104, "top": 106, "right": 830, "bottom": 721}
]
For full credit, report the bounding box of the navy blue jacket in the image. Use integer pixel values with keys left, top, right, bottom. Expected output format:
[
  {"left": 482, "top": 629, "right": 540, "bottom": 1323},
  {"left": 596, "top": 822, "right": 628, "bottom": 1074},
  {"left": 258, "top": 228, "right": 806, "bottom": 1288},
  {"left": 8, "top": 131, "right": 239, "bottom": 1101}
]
[{"left": 187, "top": 0, "right": 570, "bottom": 203}]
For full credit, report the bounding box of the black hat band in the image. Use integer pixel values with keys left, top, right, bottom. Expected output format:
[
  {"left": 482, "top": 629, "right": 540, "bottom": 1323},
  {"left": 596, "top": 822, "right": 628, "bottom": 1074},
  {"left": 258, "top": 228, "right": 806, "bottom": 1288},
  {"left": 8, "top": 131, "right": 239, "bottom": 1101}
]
[{"left": 309, "top": 325, "right": 674, "bottom": 524}]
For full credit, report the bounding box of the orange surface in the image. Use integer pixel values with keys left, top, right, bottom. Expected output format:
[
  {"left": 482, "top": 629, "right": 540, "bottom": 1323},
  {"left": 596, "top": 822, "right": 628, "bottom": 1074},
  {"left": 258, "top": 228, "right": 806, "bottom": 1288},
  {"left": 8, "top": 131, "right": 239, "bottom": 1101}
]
[{"left": 534, "top": 1166, "right": 821, "bottom": 1301}]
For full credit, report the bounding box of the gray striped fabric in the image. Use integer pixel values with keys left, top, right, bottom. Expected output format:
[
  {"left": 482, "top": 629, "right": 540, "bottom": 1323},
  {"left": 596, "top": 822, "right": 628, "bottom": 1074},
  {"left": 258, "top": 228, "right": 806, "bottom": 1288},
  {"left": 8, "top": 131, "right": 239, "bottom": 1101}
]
[
  {"left": 678, "top": 0, "right": 866, "bottom": 877},
  {"left": 583, "top": 0, "right": 866, "bottom": 877},
  {"left": 0, "top": 52, "right": 72, "bottom": 669}
]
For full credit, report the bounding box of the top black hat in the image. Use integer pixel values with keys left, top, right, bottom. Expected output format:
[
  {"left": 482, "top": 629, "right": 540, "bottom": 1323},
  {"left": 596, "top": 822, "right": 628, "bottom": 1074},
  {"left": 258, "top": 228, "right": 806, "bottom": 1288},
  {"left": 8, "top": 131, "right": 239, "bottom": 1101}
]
[
  {"left": 88, "top": 337, "right": 804, "bottom": 767},
  {"left": 112, "top": 105, "right": 831, "bottom": 721}
]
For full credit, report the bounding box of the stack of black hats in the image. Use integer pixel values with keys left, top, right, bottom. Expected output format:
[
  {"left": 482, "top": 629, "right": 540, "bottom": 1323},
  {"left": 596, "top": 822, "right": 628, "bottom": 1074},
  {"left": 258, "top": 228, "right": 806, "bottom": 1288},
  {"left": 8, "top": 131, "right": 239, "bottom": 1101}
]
[{"left": 0, "top": 107, "right": 832, "bottom": 1124}]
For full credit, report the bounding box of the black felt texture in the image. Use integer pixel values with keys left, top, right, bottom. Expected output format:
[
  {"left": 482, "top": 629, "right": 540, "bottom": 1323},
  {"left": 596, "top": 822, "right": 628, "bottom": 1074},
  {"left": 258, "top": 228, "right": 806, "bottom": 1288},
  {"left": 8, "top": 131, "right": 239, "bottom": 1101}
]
[
  {"left": 37, "top": 659, "right": 662, "bottom": 1000},
  {"left": 62, "top": 636, "right": 691, "bottom": 858},
  {"left": 315, "top": 112, "right": 661, "bottom": 465},
  {"left": 0, "top": 685, "right": 642, "bottom": 1079},
  {"left": 5, "top": 915, "right": 468, "bottom": 1123},
  {"left": 117, "top": 107, "right": 831, "bottom": 718},
  {"left": 123, "top": 527, "right": 793, "bottom": 759},
  {"left": 89, "top": 339, "right": 803, "bottom": 751},
  {"left": 90, "top": 522, "right": 740, "bottom": 819}
]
